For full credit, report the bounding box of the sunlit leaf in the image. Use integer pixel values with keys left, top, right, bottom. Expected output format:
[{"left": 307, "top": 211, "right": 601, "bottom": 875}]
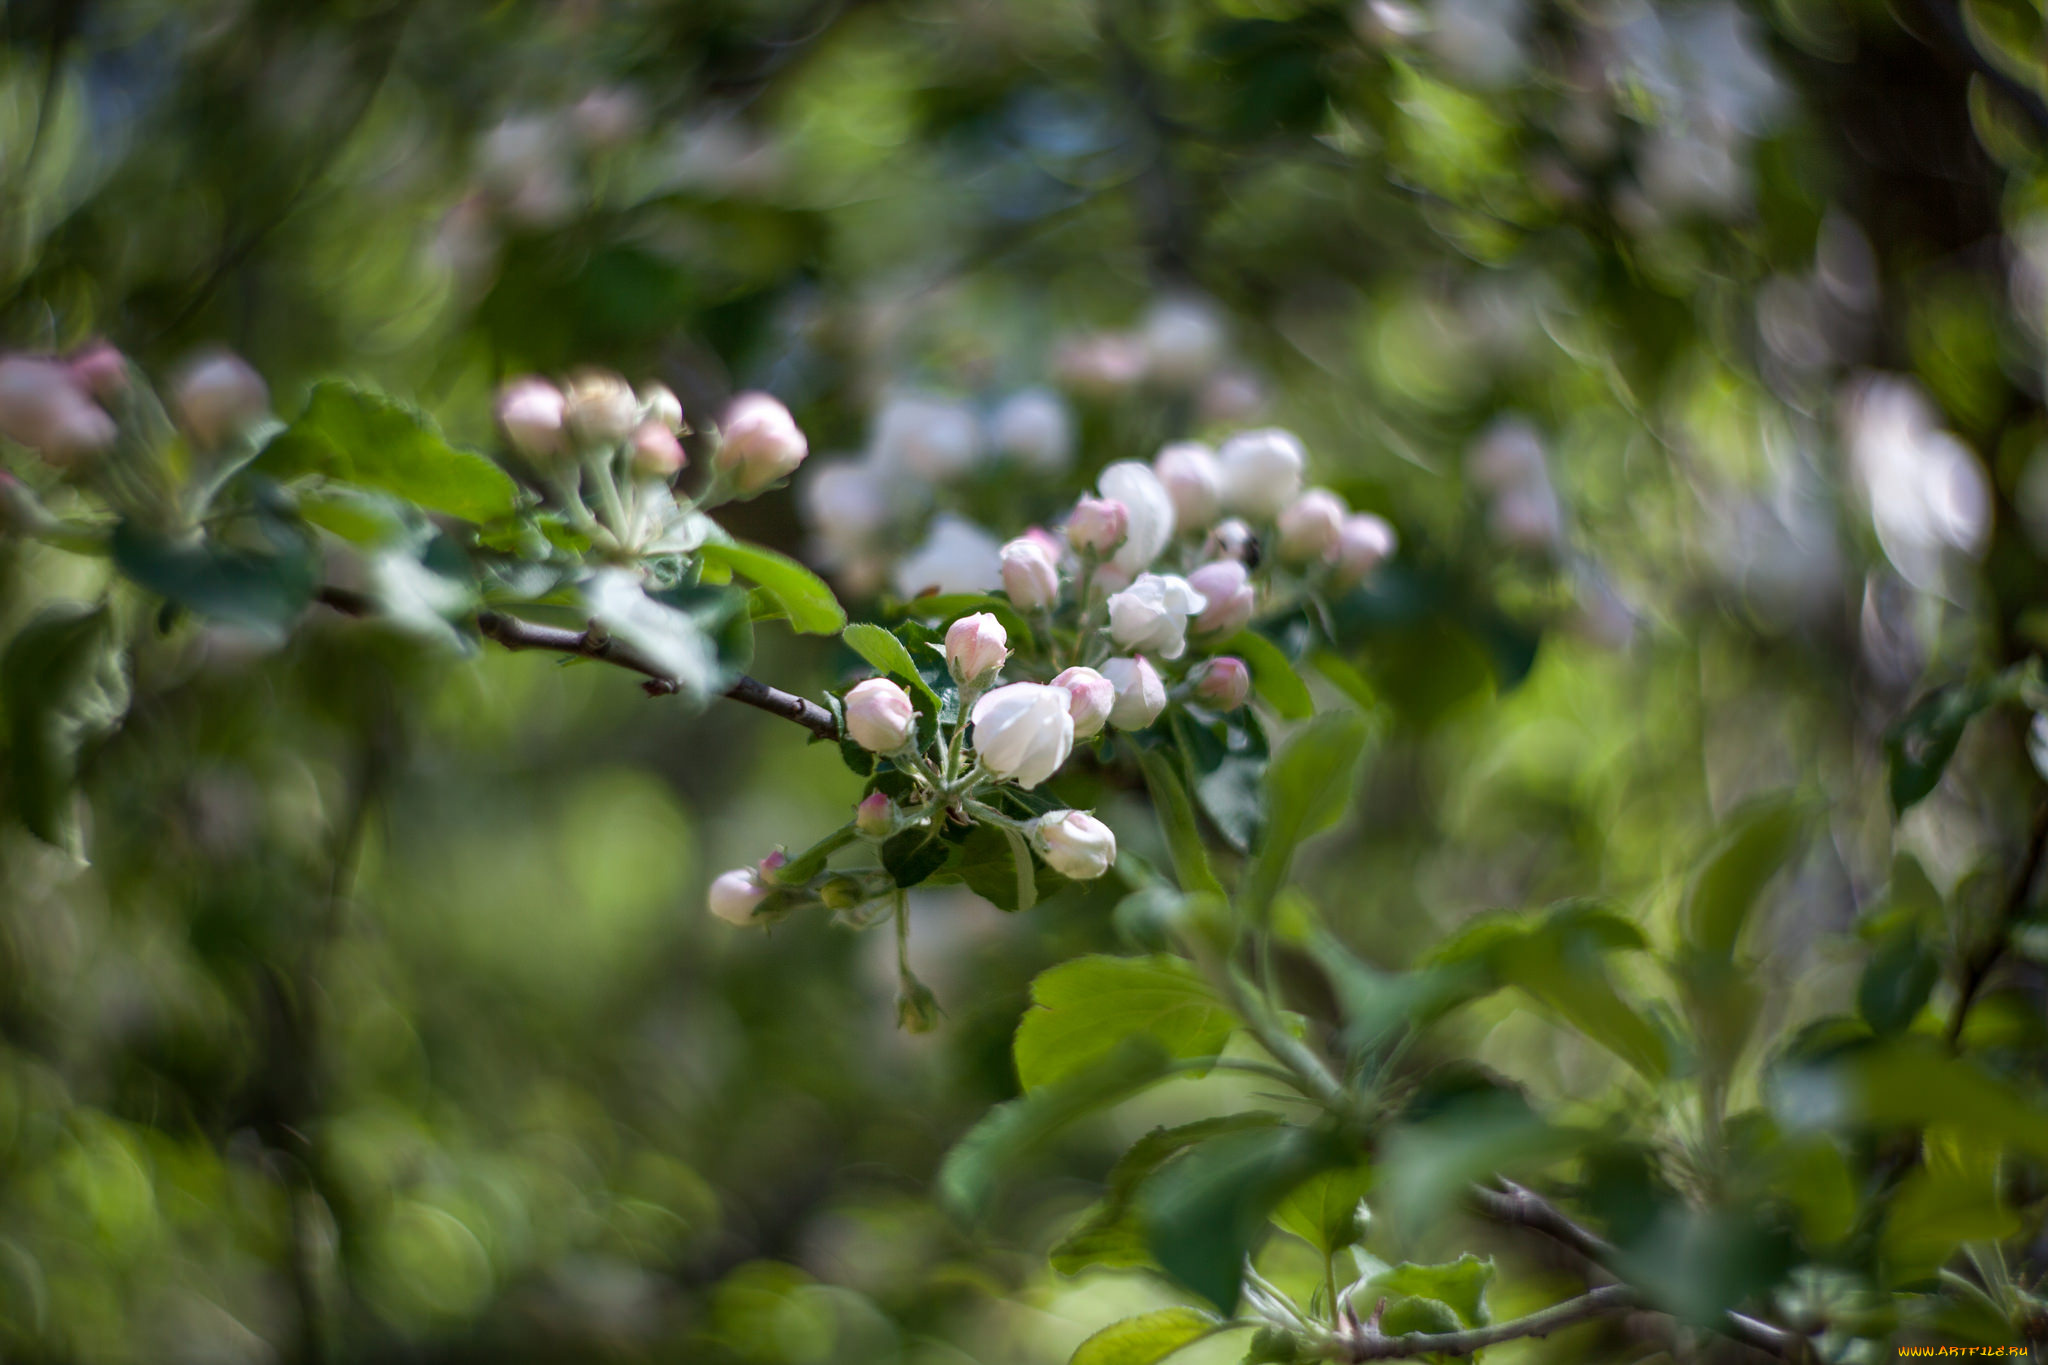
[
  {"left": 1014, "top": 955, "right": 1239, "bottom": 1093},
  {"left": 1067, "top": 1308, "right": 1224, "bottom": 1365},
  {"left": 258, "top": 381, "right": 519, "bottom": 523},
  {"left": 699, "top": 541, "right": 845, "bottom": 635}
]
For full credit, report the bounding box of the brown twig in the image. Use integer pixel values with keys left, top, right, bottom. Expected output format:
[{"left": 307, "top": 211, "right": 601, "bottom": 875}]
[
  {"left": 313, "top": 587, "right": 839, "bottom": 741},
  {"left": 1341, "top": 1283, "right": 1641, "bottom": 1360},
  {"left": 1945, "top": 800, "right": 2048, "bottom": 1048}
]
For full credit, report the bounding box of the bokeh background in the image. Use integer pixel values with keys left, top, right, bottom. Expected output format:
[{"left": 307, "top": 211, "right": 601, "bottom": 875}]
[{"left": 3, "top": 0, "right": 2046, "bottom": 1360}]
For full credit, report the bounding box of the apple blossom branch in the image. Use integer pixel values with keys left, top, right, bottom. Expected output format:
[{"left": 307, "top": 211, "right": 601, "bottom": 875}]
[
  {"left": 1339, "top": 1283, "right": 1642, "bottom": 1361},
  {"left": 312, "top": 586, "right": 840, "bottom": 740}
]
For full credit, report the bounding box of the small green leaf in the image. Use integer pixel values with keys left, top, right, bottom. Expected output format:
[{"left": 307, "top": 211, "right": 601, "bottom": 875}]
[
  {"left": 1068, "top": 1308, "right": 1223, "bottom": 1365},
  {"left": 1223, "top": 630, "right": 1313, "bottom": 720},
  {"left": 1051, "top": 1114, "right": 1287, "bottom": 1276},
  {"left": 1242, "top": 710, "right": 1370, "bottom": 922},
  {"left": 1140, "top": 1123, "right": 1352, "bottom": 1311},
  {"left": 1136, "top": 749, "right": 1226, "bottom": 896},
  {"left": 698, "top": 541, "right": 845, "bottom": 635},
  {"left": 2, "top": 605, "right": 130, "bottom": 852},
  {"left": 1683, "top": 794, "right": 1806, "bottom": 960},
  {"left": 112, "top": 518, "right": 318, "bottom": 637},
  {"left": 843, "top": 621, "right": 940, "bottom": 701},
  {"left": 1363, "top": 1255, "right": 1495, "bottom": 1328},
  {"left": 1171, "top": 708, "right": 1268, "bottom": 853},
  {"left": 882, "top": 823, "right": 954, "bottom": 889},
  {"left": 1857, "top": 933, "right": 1939, "bottom": 1036},
  {"left": 258, "top": 381, "right": 519, "bottom": 522},
  {"left": 1014, "top": 955, "right": 1239, "bottom": 1094},
  {"left": 1271, "top": 1162, "right": 1373, "bottom": 1256},
  {"left": 938, "top": 1039, "right": 1174, "bottom": 1218}
]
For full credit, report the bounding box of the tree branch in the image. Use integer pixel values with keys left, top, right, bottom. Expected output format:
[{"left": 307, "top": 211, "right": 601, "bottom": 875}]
[
  {"left": 1470, "top": 1181, "right": 1803, "bottom": 1359},
  {"left": 313, "top": 587, "right": 839, "bottom": 741},
  {"left": 1945, "top": 799, "right": 2048, "bottom": 1048},
  {"left": 1341, "top": 1283, "right": 1641, "bottom": 1360}
]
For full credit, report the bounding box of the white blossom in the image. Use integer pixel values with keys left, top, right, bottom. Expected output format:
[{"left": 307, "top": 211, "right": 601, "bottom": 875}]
[
  {"left": 970, "top": 683, "right": 1075, "bottom": 788},
  {"left": 1107, "top": 573, "right": 1208, "bottom": 659},
  {"left": 1217, "top": 428, "right": 1307, "bottom": 519},
  {"left": 1098, "top": 460, "right": 1176, "bottom": 576}
]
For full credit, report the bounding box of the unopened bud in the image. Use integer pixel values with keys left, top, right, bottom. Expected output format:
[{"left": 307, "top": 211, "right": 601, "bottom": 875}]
[
  {"left": 1000, "top": 537, "right": 1060, "bottom": 611},
  {"left": 564, "top": 369, "right": 640, "bottom": 445},
  {"left": 1067, "top": 496, "right": 1128, "bottom": 554},
  {"left": 1277, "top": 488, "right": 1347, "bottom": 563},
  {"left": 1032, "top": 809, "right": 1118, "bottom": 879},
  {"left": 855, "top": 791, "right": 895, "bottom": 837},
  {"left": 845, "top": 677, "right": 917, "bottom": 753},
  {"left": 708, "top": 868, "right": 768, "bottom": 925},
  {"left": 945, "top": 611, "right": 1009, "bottom": 684},
  {"left": 1101, "top": 655, "right": 1167, "bottom": 730},
  {"left": 715, "top": 391, "right": 808, "bottom": 493},
  {"left": 1334, "top": 513, "right": 1397, "bottom": 582},
  {"left": 1051, "top": 665, "right": 1115, "bottom": 739},
  {"left": 1192, "top": 656, "right": 1252, "bottom": 710},
  {"left": 629, "top": 422, "right": 686, "bottom": 480},
  {"left": 497, "top": 376, "right": 567, "bottom": 458},
  {"left": 67, "top": 343, "right": 129, "bottom": 401},
  {"left": 173, "top": 350, "right": 269, "bottom": 448},
  {"left": 1187, "top": 560, "right": 1255, "bottom": 637},
  {"left": 1153, "top": 441, "right": 1222, "bottom": 529},
  {"left": 640, "top": 382, "right": 685, "bottom": 434}
]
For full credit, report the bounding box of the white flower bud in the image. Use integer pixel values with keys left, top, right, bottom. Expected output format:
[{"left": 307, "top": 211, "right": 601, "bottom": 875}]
[
  {"left": 564, "top": 369, "right": 640, "bottom": 445},
  {"left": 1098, "top": 460, "right": 1176, "bottom": 576},
  {"left": 1102, "top": 656, "right": 1168, "bottom": 730},
  {"left": 945, "top": 612, "right": 1009, "bottom": 684},
  {"left": 1107, "top": 573, "right": 1208, "bottom": 660},
  {"left": 1335, "top": 513, "right": 1397, "bottom": 582},
  {"left": 1067, "top": 496, "right": 1129, "bottom": 554},
  {"left": 1154, "top": 441, "right": 1222, "bottom": 528},
  {"left": 1186, "top": 560, "right": 1255, "bottom": 637},
  {"left": 716, "top": 391, "right": 808, "bottom": 492},
  {"left": 855, "top": 791, "right": 894, "bottom": 837},
  {"left": 496, "top": 376, "right": 567, "bottom": 459},
  {"left": 1277, "top": 488, "right": 1348, "bottom": 562},
  {"left": 989, "top": 388, "right": 1073, "bottom": 473},
  {"left": 1033, "top": 810, "right": 1118, "bottom": 880},
  {"left": 1217, "top": 428, "right": 1307, "bottom": 519},
  {"left": 970, "top": 682, "right": 1075, "bottom": 789},
  {"left": 845, "top": 677, "right": 916, "bottom": 753},
  {"left": 640, "top": 382, "right": 685, "bottom": 433},
  {"left": 1000, "top": 537, "right": 1061, "bottom": 611},
  {"left": 708, "top": 868, "right": 768, "bottom": 925},
  {"left": 1140, "top": 296, "right": 1227, "bottom": 385},
  {"left": 1051, "top": 665, "right": 1115, "bottom": 739},
  {"left": 1192, "top": 656, "right": 1252, "bottom": 710},
  {"left": 173, "top": 350, "right": 269, "bottom": 448},
  {"left": 894, "top": 514, "right": 1003, "bottom": 597}
]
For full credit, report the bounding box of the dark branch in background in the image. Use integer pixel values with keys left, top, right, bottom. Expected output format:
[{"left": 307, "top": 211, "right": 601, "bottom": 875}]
[
  {"left": 1901, "top": 0, "right": 2048, "bottom": 141},
  {"left": 1471, "top": 1181, "right": 1805, "bottom": 1360},
  {"left": 1946, "top": 799, "right": 2048, "bottom": 1047},
  {"left": 312, "top": 588, "right": 840, "bottom": 741},
  {"left": 1343, "top": 1283, "right": 1642, "bottom": 1361}
]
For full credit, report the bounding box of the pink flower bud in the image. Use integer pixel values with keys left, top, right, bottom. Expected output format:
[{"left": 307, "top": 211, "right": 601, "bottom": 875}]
[
  {"left": 1335, "top": 513, "right": 1397, "bottom": 582},
  {"left": 1101, "top": 655, "right": 1167, "bottom": 730},
  {"left": 715, "top": 391, "right": 808, "bottom": 493},
  {"left": 758, "top": 850, "right": 790, "bottom": 878},
  {"left": 1032, "top": 809, "right": 1118, "bottom": 879},
  {"left": 1023, "top": 526, "right": 1065, "bottom": 561},
  {"left": 855, "top": 791, "right": 895, "bottom": 837},
  {"left": 640, "top": 382, "right": 685, "bottom": 433},
  {"left": 1153, "top": 441, "right": 1222, "bottom": 529},
  {"left": 945, "top": 611, "right": 1008, "bottom": 684},
  {"left": 845, "top": 677, "right": 916, "bottom": 752},
  {"left": 66, "top": 343, "right": 128, "bottom": 401},
  {"left": 1051, "top": 665, "right": 1115, "bottom": 739},
  {"left": 1000, "top": 537, "right": 1060, "bottom": 611},
  {"left": 1186, "top": 560, "right": 1255, "bottom": 637},
  {"left": 496, "top": 376, "right": 566, "bottom": 458},
  {"left": 0, "top": 357, "right": 115, "bottom": 461},
  {"left": 173, "top": 350, "right": 268, "bottom": 448},
  {"left": 1067, "top": 496, "right": 1128, "bottom": 554},
  {"left": 1192, "top": 656, "right": 1252, "bottom": 710},
  {"left": 1277, "top": 488, "right": 1347, "bottom": 562},
  {"left": 708, "top": 867, "right": 768, "bottom": 925},
  {"left": 629, "top": 421, "right": 686, "bottom": 480}
]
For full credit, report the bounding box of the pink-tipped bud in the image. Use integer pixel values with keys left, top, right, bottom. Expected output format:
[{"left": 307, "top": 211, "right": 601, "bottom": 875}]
[
  {"left": 496, "top": 376, "right": 567, "bottom": 458},
  {"left": 629, "top": 421, "right": 686, "bottom": 480},
  {"left": 1000, "top": 537, "right": 1061, "bottom": 611},
  {"left": 758, "top": 850, "right": 791, "bottom": 880},
  {"left": 564, "top": 369, "right": 640, "bottom": 445},
  {"left": 1051, "top": 665, "right": 1115, "bottom": 739},
  {"left": 855, "top": 791, "right": 895, "bottom": 837},
  {"left": 1192, "top": 656, "right": 1252, "bottom": 710},
  {"left": 715, "top": 391, "right": 808, "bottom": 493},
  {"left": 1022, "top": 526, "right": 1065, "bottom": 561},
  {"left": 1277, "top": 488, "right": 1348, "bottom": 563},
  {"left": 708, "top": 868, "right": 768, "bottom": 925},
  {"left": 1153, "top": 441, "right": 1223, "bottom": 529},
  {"left": 67, "top": 343, "right": 129, "bottom": 401},
  {"left": 1335, "top": 513, "right": 1397, "bottom": 583},
  {"left": 173, "top": 350, "right": 268, "bottom": 448},
  {"left": 640, "top": 382, "right": 685, "bottom": 434},
  {"left": 845, "top": 677, "right": 917, "bottom": 753},
  {"left": 0, "top": 357, "right": 115, "bottom": 461},
  {"left": 1186, "top": 560, "right": 1255, "bottom": 637},
  {"left": 945, "top": 611, "right": 1009, "bottom": 684},
  {"left": 1032, "top": 809, "right": 1118, "bottom": 880},
  {"left": 1067, "top": 496, "right": 1129, "bottom": 554}
]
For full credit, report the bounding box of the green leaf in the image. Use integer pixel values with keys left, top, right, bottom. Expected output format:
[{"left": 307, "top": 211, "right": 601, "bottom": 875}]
[
  {"left": 843, "top": 621, "right": 940, "bottom": 702},
  {"left": 699, "top": 541, "right": 845, "bottom": 635},
  {"left": 1683, "top": 794, "right": 1806, "bottom": 960},
  {"left": 1051, "top": 1113, "right": 1287, "bottom": 1276},
  {"left": 1241, "top": 710, "right": 1370, "bottom": 922},
  {"left": 1068, "top": 1308, "right": 1224, "bottom": 1365},
  {"left": 882, "top": 823, "right": 954, "bottom": 889},
  {"left": 1307, "top": 932, "right": 1486, "bottom": 1058},
  {"left": 1222, "top": 630, "right": 1313, "bottom": 720},
  {"left": 1363, "top": 1255, "right": 1494, "bottom": 1328},
  {"left": 1171, "top": 708, "right": 1268, "bottom": 854},
  {"left": 1777, "top": 1038, "right": 2048, "bottom": 1163},
  {"left": 258, "top": 381, "right": 519, "bottom": 523},
  {"left": 582, "top": 569, "right": 731, "bottom": 702},
  {"left": 1857, "top": 933, "right": 1939, "bottom": 1036},
  {"left": 1885, "top": 680, "right": 1996, "bottom": 815},
  {"left": 938, "top": 1040, "right": 1174, "bottom": 1218},
  {"left": 112, "top": 518, "right": 318, "bottom": 638},
  {"left": 931, "top": 821, "right": 1061, "bottom": 911},
  {"left": 1136, "top": 749, "right": 1226, "bottom": 896},
  {"left": 1139, "top": 1123, "right": 1352, "bottom": 1311},
  {"left": 1270, "top": 1161, "right": 1373, "bottom": 1255},
  {"left": 2, "top": 605, "right": 131, "bottom": 852},
  {"left": 1014, "top": 955, "right": 1240, "bottom": 1094}
]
